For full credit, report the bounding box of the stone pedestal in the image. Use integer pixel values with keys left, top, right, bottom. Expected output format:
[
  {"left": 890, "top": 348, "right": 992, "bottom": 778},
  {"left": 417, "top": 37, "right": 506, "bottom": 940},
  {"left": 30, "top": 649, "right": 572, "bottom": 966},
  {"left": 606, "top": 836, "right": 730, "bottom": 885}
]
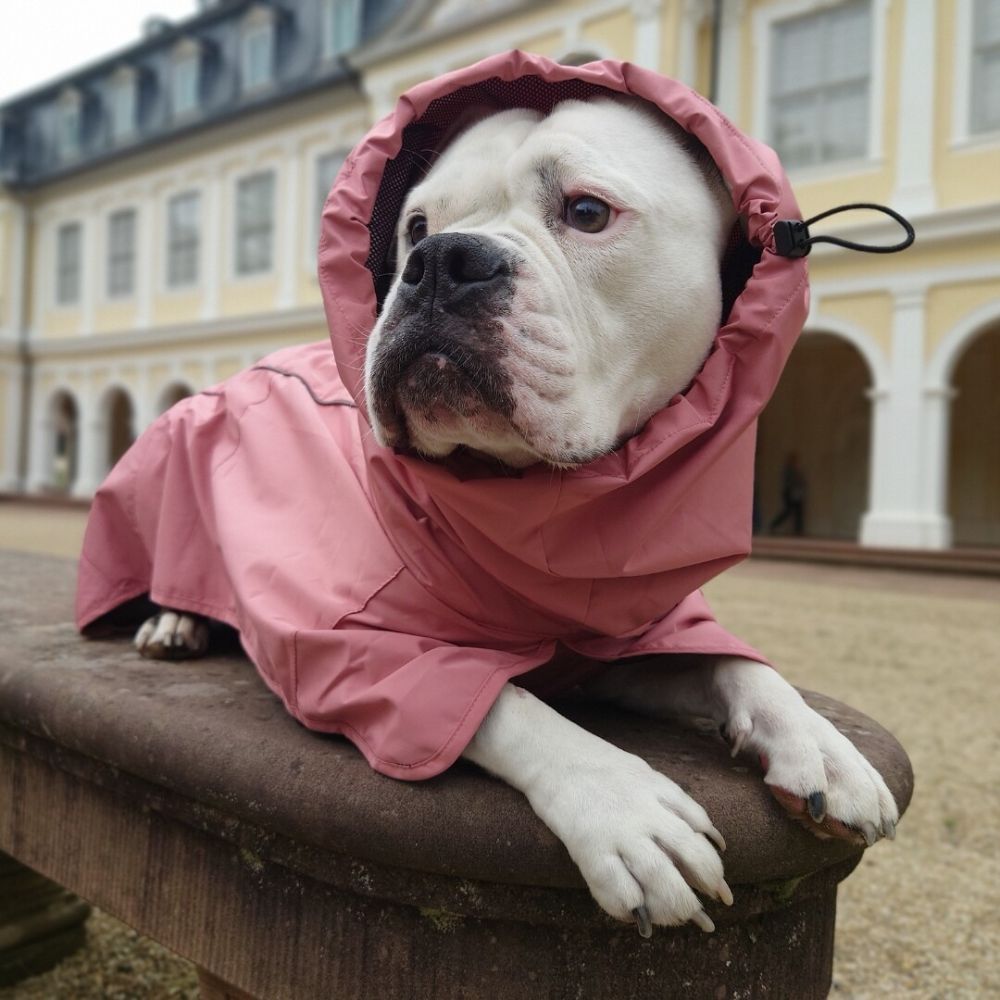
[{"left": 0, "top": 552, "right": 914, "bottom": 1000}]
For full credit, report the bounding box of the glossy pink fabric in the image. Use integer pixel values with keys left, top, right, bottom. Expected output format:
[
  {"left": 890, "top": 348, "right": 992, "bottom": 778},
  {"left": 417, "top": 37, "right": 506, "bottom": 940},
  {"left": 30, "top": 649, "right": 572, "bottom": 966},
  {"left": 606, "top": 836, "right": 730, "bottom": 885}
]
[{"left": 76, "top": 52, "right": 809, "bottom": 780}]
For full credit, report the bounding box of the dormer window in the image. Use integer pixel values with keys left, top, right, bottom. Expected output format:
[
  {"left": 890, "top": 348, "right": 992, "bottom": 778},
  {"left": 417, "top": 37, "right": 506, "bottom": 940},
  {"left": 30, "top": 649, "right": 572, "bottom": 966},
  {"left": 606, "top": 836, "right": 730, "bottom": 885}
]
[
  {"left": 171, "top": 39, "right": 202, "bottom": 118},
  {"left": 110, "top": 66, "right": 137, "bottom": 143},
  {"left": 323, "top": 0, "right": 361, "bottom": 59},
  {"left": 56, "top": 88, "right": 82, "bottom": 161},
  {"left": 242, "top": 5, "right": 277, "bottom": 92}
]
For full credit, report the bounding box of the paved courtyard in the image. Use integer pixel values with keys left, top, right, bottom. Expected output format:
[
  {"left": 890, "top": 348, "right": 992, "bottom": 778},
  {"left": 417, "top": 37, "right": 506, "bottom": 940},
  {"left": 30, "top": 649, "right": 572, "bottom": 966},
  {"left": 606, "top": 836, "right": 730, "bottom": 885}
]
[{"left": 1, "top": 500, "right": 997, "bottom": 998}]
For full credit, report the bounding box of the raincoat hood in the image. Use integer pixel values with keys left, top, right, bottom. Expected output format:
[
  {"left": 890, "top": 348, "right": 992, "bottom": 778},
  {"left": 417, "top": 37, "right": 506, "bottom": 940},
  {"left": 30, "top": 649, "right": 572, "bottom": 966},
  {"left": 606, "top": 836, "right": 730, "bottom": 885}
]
[
  {"left": 317, "top": 50, "right": 808, "bottom": 636},
  {"left": 77, "top": 52, "right": 808, "bottom": 779}
]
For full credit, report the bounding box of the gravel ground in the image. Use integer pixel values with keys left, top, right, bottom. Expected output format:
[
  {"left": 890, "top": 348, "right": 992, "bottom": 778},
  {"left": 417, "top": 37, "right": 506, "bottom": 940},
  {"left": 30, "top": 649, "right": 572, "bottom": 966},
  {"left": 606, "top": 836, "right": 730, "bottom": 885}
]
[{"left": 1, "top": 508, "right": 997, "bottom": 997}]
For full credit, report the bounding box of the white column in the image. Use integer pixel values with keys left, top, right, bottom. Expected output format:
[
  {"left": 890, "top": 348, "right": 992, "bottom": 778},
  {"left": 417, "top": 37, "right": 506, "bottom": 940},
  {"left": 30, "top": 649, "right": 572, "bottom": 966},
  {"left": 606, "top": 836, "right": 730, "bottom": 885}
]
[
  {"left": 25, "top": 395, "right": 54, "bottom": 494},
  {"left": 0, "top": 363, "right": 24, "bottom": 492},
  {"left": 277, "top": 144, "right": 300, "bottom": 309},
  {"left": 136, "top": 193, "right": 153, "bottom": 329},
  {"left": 80, "top": 210, "right": 97, "bottom": 336},
  {"left": 134, "top": 364, "right": 156, "bottom": 434},
  {"left": 677, "top": 0, "right": 709, "bottom": 87},
  {"left": 891, "top": 0, "right": 937, "bottom": 215},
  {"left": 861, "top": 290, "right": 950, "bottom": 549},
  {"left": 920, "top": 385, "right": 956, "bottom": 547},
  {"left": 715, "top": 0, "right": 745, "bottom": 121},
  {"left": 632, "top": 0, "right": 663, "bottom": 71},
  {"left": 71, "top": 387, "right": 106, "bottom": 499},
  {"left": 200, "top": 174, "right": 222, "bottom": 321}
]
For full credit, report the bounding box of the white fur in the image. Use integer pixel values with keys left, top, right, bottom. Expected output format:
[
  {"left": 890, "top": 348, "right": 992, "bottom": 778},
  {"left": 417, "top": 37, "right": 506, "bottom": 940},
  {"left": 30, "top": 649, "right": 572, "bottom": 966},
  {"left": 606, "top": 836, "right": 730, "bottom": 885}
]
[{"left": 365, "top": 97, "right": 735, "bottom": 467}]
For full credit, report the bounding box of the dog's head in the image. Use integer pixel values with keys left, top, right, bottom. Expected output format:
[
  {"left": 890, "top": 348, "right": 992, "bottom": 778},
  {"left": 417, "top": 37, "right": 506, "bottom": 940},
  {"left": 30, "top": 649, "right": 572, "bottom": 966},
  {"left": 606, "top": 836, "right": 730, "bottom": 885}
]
[{"left": 364, "top": 96, "right": 736, "bottom": 468}]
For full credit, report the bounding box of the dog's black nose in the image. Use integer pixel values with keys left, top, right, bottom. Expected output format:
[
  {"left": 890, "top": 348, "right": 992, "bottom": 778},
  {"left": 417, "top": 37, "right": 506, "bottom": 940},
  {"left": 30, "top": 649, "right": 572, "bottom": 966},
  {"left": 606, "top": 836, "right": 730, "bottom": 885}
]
[{"left": 400, "top": 233, "right": 509, "bottom": 309}]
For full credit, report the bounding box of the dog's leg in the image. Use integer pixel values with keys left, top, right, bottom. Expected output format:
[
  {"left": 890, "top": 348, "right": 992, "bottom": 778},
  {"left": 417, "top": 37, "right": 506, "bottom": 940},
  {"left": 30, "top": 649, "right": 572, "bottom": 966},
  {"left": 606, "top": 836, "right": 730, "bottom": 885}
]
[
  {"left": 583, "top": 656, "right": 899, "bottom": 844},
  {"left": 464, "top": 683, "right": 732, "bottom": 935},
  {"left": 134, "top": 609, "right": 210, "bottom": 660}
]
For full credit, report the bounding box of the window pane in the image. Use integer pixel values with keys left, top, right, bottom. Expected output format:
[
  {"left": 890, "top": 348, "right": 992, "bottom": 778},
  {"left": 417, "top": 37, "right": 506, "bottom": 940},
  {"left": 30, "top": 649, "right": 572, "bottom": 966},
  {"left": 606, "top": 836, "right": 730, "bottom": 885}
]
[
  {"left": 236, "top": 172, "right": 274, "bottom": 275},
  {"left": 975, "top": 0, "right": 1000, "bottom": 44},
  {"left": 107, "top": 210, "right": 136, "bottom": 297},
  {"left": 57, "top": 223, "right": 81, "bottom": 305},
  {"left": 329, "top": 0, "right": 360, "bottom": 55},
  {"left": 245, "top": 29, "right": 273, "bottom": 89},
  {"left": 972, "top": 46, "right": 1000, "bottom": 132},
  {"left": 112, "top": 83, "right": 135, "bottom": 140},
  {"left": 168, "top": 192, "right": 200, "bottom": 287},
  {"left": 769, "top": 1, "right": 872, "bottom": 167},
  {"left": 772, "top": 93, "right": 821, "bottom": 168},
  {"left": 174, "top": 59, "right": 199, "bottom": 116}
]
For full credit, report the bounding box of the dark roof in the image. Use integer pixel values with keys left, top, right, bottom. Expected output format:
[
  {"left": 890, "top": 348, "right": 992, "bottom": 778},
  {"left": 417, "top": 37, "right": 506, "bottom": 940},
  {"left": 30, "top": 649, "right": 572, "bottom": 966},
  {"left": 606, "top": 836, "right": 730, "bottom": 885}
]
[{"left": 0, "top": 0, "right": 405, "bottom": 189}]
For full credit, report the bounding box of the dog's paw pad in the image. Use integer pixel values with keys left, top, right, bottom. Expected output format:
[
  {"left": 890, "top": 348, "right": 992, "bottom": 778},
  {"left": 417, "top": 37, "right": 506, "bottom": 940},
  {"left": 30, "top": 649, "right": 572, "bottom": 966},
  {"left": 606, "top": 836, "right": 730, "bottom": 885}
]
[{"left": 134, "top": 610, "right": 209, "bottom": 660}]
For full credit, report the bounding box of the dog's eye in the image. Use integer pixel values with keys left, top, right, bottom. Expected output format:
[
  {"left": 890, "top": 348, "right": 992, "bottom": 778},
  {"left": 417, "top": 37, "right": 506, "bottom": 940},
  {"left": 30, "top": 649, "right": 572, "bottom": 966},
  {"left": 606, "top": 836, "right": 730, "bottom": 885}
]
[
  {"left": 564, "top": 196, "right": 611, "bottom": 233},
  {"left": 407, "top": 215, "right": 428, "bottom": 245}
]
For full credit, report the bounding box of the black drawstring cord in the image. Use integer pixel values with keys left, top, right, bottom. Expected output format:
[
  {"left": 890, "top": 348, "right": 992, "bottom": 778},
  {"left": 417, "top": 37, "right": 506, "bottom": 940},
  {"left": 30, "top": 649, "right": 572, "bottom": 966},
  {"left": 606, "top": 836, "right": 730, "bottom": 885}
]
[{"left": 773, "top": 203, "right": 915, "bottom": 258}]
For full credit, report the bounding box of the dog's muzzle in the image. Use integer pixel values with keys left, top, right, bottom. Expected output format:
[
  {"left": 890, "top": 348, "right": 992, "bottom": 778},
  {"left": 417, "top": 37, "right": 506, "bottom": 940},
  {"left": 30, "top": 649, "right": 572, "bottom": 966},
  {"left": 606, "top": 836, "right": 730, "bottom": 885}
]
[{"left": 370, "top": 233, "right": 518, "bottom": 442}]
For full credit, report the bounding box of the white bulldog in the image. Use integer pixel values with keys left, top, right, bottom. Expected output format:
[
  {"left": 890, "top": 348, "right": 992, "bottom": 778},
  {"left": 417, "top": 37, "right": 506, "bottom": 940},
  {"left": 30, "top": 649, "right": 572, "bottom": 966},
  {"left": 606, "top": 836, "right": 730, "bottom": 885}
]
[{"left": 137, "top": 97, "right": 898, "bottom": 937}]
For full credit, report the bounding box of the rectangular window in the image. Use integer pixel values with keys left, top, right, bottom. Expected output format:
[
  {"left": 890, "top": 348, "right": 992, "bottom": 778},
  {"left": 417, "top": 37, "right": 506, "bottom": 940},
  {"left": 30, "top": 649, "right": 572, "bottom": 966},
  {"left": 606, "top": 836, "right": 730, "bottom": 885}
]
[
  {"left": 57, "top": 104, "right": 81, "bottom": 160},
  {"left": 243, "top": 26, "right": 274, "bottom": 91},
  {"left": 56, "top": 222, "right": 82, "bottom": 306},
  {"left": 972, "top": 0, "right": 1000, "bottom": 134},
  {"left": 167, "top": 191, "right": 200, "bottom": 288},
  {"left": 236, "top": 171, "right": 275, "bottom": 275},
  {"left": 313, "top": 150, "right": 344, "bottom": 249},
  {"left": 111, "top": 81, "right": 136, "bottom": 141},
  {"left": 173, "top": 57, "right": 199, "bottom": 117},
  {"left": 768, "top": 1, "right": 872, "bottom": 169},
  {"left": 325, "top": 0, "right": 361, "bottom": 58},
  {"left": 107, "top": 209, "right": 136, "bottom": 298}
]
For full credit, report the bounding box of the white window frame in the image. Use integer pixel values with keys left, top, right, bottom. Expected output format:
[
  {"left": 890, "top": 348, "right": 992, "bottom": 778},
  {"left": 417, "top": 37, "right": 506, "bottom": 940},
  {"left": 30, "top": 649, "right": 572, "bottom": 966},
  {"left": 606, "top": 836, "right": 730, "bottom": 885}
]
[
  {"left": 232, "top": 168, "right": 277, "bottom": 279},
  {"left": 54, "top": 221, "right": 83, "bottom": 308},
  {"left": 165, "top": 189, "right": 202, "bottom": 291},
  {"left": 953, "top": 0, "right": 1000, "bottom": 147},
  {"left": 308, "top": 148, "right": 346, "bottom": 261},
  {"left": 242, "top": 6, "right": 277, "bottom": 93},
  {"left": 322, "top": 0, "right": 362, "bottom": 60},
  {"left": 56, "top": 89, "right": 82, "bottom": 162},
  {"left": 109, "top": 66, "right": 137, "bottom": 143},
  {"left": 105, "top": 207, "right": 137, "bottom": 300},
  {"left": 753, "top": 0, "right": 889, "bottom": 180},
  {"left": 171, "top": 40, "right": 202, "bottom": 119}
]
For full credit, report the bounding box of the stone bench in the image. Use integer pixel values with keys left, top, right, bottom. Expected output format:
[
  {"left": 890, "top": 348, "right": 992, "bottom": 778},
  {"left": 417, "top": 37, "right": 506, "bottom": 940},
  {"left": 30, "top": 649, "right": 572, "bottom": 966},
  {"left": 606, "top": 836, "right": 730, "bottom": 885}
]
[{"left": 0, "top": 550, "right": 913, "bottom": 1000}]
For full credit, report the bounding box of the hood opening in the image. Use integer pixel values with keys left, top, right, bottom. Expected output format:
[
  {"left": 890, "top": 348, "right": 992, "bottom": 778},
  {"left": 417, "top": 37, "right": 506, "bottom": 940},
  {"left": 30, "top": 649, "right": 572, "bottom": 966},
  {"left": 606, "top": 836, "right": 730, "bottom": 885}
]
[{"left": 363, "top": 72, "right": 760, "bottom": 320}]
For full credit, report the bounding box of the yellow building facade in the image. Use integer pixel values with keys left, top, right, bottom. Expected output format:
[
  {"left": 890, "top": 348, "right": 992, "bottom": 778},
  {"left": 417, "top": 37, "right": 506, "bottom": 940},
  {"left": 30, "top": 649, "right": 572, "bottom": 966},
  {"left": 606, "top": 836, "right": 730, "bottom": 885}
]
[{"left": 1, "top": 0, "right": 998, "bottom": 548}]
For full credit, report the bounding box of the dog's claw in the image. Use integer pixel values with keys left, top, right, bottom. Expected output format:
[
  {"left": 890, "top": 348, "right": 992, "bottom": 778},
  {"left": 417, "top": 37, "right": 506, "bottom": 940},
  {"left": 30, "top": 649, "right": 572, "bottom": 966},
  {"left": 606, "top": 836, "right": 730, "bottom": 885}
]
[
  {"left": 718, "top": 880, "right": 733, "bottom": 907},
  {"left": 882, "top": 818, "right": 896, "bottom": 841},
  {"left": 860, "top": 821, "right": 878, "bottom": 847},
  {"left": 632, "top": 906, "right": 652, "bottom": 939},
  {"left": 807, "top": 791, "right": 827, "bottom": 823},
  {"left": 690, "top": 909, "right": 715, "bottom": 933},
  {"left": 706, "top": 826, "right": 726, "bottom": 853}
]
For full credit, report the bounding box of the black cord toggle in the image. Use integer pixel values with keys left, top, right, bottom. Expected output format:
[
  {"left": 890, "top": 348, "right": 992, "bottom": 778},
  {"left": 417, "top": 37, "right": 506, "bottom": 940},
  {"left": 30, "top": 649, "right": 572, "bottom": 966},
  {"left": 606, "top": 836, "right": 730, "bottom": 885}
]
[{"left": 773, "top": 202, "right": 915, "bottom": 258}]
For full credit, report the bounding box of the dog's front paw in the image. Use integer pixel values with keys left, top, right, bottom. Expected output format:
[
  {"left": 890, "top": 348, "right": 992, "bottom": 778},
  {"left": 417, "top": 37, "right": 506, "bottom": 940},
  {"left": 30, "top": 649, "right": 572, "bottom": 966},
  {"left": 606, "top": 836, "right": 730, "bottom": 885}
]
[
  {"left": 717, "top": 662, "right": 899, "bottom": 845},
  {"left": 134, "top": 610, "right": 209, "bottom": 660},
  {"left": 531, "top": 743, "right": 731, "bottom": 936}
]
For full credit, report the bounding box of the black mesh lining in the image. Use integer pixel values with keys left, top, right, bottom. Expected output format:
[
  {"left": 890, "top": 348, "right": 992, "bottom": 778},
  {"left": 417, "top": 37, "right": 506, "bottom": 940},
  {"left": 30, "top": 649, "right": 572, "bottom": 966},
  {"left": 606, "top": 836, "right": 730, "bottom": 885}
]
[{"left": 365, "top": 73, "right": 760, "bottom": 322}]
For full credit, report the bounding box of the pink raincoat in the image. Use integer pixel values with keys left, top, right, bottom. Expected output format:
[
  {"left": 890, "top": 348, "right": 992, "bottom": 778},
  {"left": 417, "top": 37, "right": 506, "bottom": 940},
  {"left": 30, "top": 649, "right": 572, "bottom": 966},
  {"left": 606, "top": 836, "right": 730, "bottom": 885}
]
[{"left": 76, "top": 52, "right": 809, "bottom": 780}]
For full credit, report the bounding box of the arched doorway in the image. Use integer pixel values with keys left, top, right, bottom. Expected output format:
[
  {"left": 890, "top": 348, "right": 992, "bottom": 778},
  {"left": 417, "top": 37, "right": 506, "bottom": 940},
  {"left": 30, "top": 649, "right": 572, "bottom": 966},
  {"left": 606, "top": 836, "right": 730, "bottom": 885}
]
[
  {"left": 948, "top": 323, "right": 1000, "bottom": 547},
  {"left": 157, "top": 381, "right": 193, "bottom": 415},
  {"left": 755, "top": 332, "right": 872, "bottom": 540},
  {"left": 103, "top": 387, "right": 136, "bottom": 470},
  {"left": 49, "top": 390, "right": 79, "bottom": 493}
]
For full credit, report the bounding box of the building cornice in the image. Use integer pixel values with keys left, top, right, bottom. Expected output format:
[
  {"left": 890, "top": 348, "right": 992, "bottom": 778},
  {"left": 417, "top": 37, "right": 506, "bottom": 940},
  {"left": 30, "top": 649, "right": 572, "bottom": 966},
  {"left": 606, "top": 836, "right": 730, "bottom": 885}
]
[
  {"left": 808, "top": 201, "right": 1000, "bottom": 260},
  {"left": 25, "top": 305, "right": 326, "bottom": 359}
]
